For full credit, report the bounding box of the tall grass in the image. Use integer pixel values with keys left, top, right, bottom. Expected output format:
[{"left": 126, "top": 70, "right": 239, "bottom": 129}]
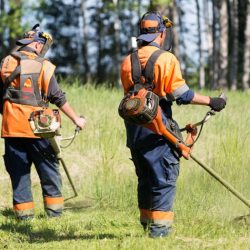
[{"left": 0, "top": 83, "right": 249, "bottom": 249}]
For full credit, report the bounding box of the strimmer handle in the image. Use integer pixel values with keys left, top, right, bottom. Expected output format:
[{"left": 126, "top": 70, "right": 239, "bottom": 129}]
[
  {"left": 218, "top": 92, "right": 227, "bottom": 103},
  {"left": 75, "top": 115, "right": 85, "bottom": 133}
]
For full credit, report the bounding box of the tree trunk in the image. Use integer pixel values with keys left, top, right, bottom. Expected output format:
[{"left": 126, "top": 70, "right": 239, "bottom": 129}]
[
  {"left": 195, "top": 0, "right": 205, "bottom": 89},
  {"left": 242, "top": 2, "right": 250, "bottom": 89},
  {"left": 113, "top": 0, "right": 121, "bottom": 87},
  {"left": 138, "top": 0, "right": 142, "bottom": 18},
  {"left": 176, "top": 1, "right": 188, "bottom": 81},
  {"left": 96, "top": 5, "right": 104, "bottom": 84},
  {"left": 80, "top": 0, "right": 91, "bottom": 83},
  {"left": 0, "top": 0, "right": 5, "bottom": 58},
  {"left": 228, "top": 0, "right": 238, "bottom": 90},
  {"left": 212, "top": 0, "right": 221, "bottom": 89},
  {"left": 172, "top": 0, "right": 180, "bottom": 59},
  {"left": 204, "top": 0, "right": 213, "bottom": 88},
  {"left": 218, "top": 0, "right": 229, "bottom": 89}
]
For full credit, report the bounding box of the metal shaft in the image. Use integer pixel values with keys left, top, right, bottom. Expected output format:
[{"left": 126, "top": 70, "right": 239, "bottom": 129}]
[
  {"left": 59, "top": 158, "right": 78, "bottom": 201},
  {"left": 190, "top": 154, "right": 250, "bottom": 209}
]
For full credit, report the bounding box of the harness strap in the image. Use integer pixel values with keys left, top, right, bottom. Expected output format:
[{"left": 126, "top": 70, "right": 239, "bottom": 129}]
[
  {"left": 131, "top": 52, "right": 142, "bottom": 85},
  {"left": 4, "top": 65, "right": 21, "bottom": 90},
  {"left": 144, "top": 49, "right": 165, "bottom": 86},
  {"left": 131, "top": 49, "right": 165, "bottom": 91}
]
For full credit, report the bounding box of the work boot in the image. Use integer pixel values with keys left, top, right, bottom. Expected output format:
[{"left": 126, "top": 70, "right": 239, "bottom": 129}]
[
  {"left": 148, "top": 223, "right": 171, "bottom": 238},
  {"left": 17, "top": 215, "right": 34, "bottom": 221},
  {"left": 45, "top": 208, "right": 63, "bottom": 217},
  {"left": 141, "top": 222, "right": 148, "bottom": 232}
]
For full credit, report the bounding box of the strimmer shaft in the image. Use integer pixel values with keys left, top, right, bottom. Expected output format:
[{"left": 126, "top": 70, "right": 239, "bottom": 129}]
[
  {"left": 190, "top": 154, "right": 250, "bottom": 209},
  {"left": 48, "top": 137, "right": 78, "bottom": 201},
  {"left": 59, "top": 158, "right": 78, "bottom": 201}
]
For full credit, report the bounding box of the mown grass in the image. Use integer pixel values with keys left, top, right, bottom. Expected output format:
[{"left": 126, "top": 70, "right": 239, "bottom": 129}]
[{"left": 0, "top": 83, "right": 249, "bottom": 249}]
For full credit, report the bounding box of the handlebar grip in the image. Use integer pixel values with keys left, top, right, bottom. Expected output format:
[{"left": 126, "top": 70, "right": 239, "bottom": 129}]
[
  {"left": 75, "top": 126, "right": 81, "bottom": 133},
  {"left": 75, "top": 115, "right": 85, "bottom": 133},
  {"left": 218, "top": 92, "right": 227, "bottom": 103}
]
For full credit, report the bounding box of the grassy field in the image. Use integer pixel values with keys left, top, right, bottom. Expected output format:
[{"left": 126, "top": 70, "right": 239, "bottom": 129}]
[{"left": 0, "top": 83, "right": 249, "bottom": 249}]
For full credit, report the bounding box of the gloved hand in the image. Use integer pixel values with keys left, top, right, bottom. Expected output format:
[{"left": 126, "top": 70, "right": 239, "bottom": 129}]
[{"left": 209, "top": 97, "right": 226, "bottom": 112}]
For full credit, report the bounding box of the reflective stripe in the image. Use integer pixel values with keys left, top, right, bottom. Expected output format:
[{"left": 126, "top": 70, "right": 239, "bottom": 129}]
[
  {"left": 44, "top": 196, "right": 64, "bottom": 205},
  {"left": 44, "top": 197, "right": 64, "bottom": 212},
  {"left": 14, "top": 202, "right": 34, "bottom": 211},
  {"left": 15, "top": 209, "right": 34, "bottom": 218},
  {"left": 45, "top": 203, "right": 64, "bottom": 211},
  {"left": 140, "top": 209, "right": 174, "bottom": 226},
  {"left": 172, "top": 83, "right": 189, "bottom": 99}
]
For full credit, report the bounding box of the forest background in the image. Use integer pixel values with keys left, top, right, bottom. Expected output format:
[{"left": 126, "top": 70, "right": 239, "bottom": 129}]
[
  {"left": 0, "top": 0, "right": 250, "bottom": 90},
  {"left": 0, "top": 1, "right": 250, "bottom": 249}
]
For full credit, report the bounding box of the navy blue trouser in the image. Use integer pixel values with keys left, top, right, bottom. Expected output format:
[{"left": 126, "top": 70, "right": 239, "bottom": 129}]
[
  {"left": 130, "top": 141, "right": 180, "bottom": 229},
  {"left": 125, "top": 110, "right": 180, "bottom": 233},
  {"left": 3, "top": 138, "right": 64, "bottom": 218}
]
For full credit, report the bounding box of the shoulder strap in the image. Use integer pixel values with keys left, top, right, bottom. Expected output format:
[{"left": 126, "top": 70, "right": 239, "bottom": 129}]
[
  {"left": 3, "top": 52, "right": 24, "bottom": 90},
  {"left": 4, "top": 66, "right": 21, "bottom": 89},
  {"left": 131, "top": 51, "right": 142, "bottom": 85},
  {"left": 144, "top": 49, "right": 165, "bottom": 86}
]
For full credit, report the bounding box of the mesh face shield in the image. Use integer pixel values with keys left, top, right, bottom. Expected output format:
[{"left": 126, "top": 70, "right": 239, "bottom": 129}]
[
  {"left": 16, "top": 24, "right": 53, "bottom": 57},
  {"left": 39, "top": 32, "right": 53, "bottom": 57}
]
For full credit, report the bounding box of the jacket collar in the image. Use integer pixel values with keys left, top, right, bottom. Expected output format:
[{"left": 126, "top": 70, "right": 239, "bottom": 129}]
[{"left": 18, "top": 46, "right": 39, "bottom": 55}]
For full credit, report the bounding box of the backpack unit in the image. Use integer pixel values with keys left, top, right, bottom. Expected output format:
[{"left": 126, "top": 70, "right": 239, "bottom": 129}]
[
  {"left": 3, "top": 51, "right": 48, "bottom": 107},
  {"left": 118, "top": 49, "right": 165, "bottom": 125}
]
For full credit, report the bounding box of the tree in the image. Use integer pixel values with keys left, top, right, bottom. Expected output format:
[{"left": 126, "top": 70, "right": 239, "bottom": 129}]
[
  {"left": 211, "top": 0, "right": 221, "bottom": 89},
  {"left": 238, "top": 0, "right": 249, "bottom": 89},
  {"left": 242, "top": 2, "right": 250, "bottom": 89},
  {"left": 0, "top": 0, "right": 26, "bottom": 59},
  {"left": 203, "top": 0, "right": 213, "bottom": 88},
  {"left": 218, "top": 0, "right": 228, "bottom": 89},
  {"left": 38, "top": 0, "right": 81, "bottom": 76},
  {"left": 195, "top": 0, "right": 205, "bottom": 89},
  {"left": 174, "top": 0, "right": 188, "bottom": 81},
  {"left": 228, "top": 0, "right": 238, "bottom": 90},
  {"left": 80, "top": 0, "right": 91, "bottom": 83}
]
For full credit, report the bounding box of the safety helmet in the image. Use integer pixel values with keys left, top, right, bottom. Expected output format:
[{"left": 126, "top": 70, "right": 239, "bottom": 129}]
[
  {"left": 16, "top": 24, "right": 53, "bottom": 57},
  {"left": 137, "top": 11, "right": 173, "bottom": 50}
]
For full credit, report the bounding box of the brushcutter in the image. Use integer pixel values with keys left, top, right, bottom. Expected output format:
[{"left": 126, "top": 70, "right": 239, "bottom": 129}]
[
  {"left": 29, "top": 109, "right": 81, "bottom": 201},
  {"left": 154, "top": 94, "right": 250, "bottom": 210},
  {"left": 119, "top": 92, "right": 250, "bottom": 210}
]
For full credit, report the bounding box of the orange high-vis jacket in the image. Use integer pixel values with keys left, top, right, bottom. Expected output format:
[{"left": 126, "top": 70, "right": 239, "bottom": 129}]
[
  {"left": 120, "top": 46, "right": 189, "bottom": 99},
  {"left": 0, "top": 50, "right": 55, "bottom": 138}
]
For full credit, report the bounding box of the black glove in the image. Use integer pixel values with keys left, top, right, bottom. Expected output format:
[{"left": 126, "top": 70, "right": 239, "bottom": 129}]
[{"left": 209, "top": 97, "right": 226, "bottom": 112}]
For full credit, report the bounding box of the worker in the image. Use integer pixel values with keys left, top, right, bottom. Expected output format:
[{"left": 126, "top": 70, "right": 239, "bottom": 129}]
[
  {"left": 0, "top": 25, "right": 86, "bottom": 220},
  {"left": 120, "top": 11, "right": 226, "bottom": 238}
]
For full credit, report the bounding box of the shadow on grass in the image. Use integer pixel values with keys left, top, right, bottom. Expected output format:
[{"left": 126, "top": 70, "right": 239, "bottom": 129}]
[
  {"left": 0, "top": 208, "right": 126, "bottom": 243},
  {"left": 233, "top": 214, "right": 250, "bottom": 228},
  {"left": 1, "top": 208, "right": 16, "bottom": 218},
  {"left": 64, "top": 199, "right": 93, "bottom": 211}
]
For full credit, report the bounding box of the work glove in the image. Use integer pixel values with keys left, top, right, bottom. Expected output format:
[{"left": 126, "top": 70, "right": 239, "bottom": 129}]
[{"left": 209, "top": 97, "right": 226, "bottom": 112}]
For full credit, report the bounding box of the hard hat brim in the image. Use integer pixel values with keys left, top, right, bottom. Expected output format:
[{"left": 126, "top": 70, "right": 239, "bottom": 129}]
[
  {"left": 16, "top": 38, "right": 34, "bottom": 46},
  {"left": 136, "top": 33, "right": 160, "bottom": 43}
]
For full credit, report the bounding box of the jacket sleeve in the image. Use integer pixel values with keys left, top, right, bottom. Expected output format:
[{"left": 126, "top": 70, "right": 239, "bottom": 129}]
[
  {"left": 47, "top": 75, "right": 67, "bottom": 108},
  {"left": 0, "top": 60, "right": 4, "bottom": 114}
]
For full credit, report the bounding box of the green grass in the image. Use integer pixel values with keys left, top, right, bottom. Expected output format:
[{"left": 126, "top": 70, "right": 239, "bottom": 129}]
[{"left": 0, "top": 84, "right": 249, "bottom": 249}]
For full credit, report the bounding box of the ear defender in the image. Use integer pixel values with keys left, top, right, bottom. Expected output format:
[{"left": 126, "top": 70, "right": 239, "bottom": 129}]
[{"left": 162, "top": 16, "right": 173, "bottom": 28}]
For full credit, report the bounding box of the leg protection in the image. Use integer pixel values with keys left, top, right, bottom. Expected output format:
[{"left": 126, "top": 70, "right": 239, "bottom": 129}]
[
  {"left": 4, "top": 138, "right": 34, "bottom": 219},
  {"left": 131, "top": 141, "right": 180, "bottom": 237},
  {"left": 30, "top": 139, "right": 64, "bottom": 217}
]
